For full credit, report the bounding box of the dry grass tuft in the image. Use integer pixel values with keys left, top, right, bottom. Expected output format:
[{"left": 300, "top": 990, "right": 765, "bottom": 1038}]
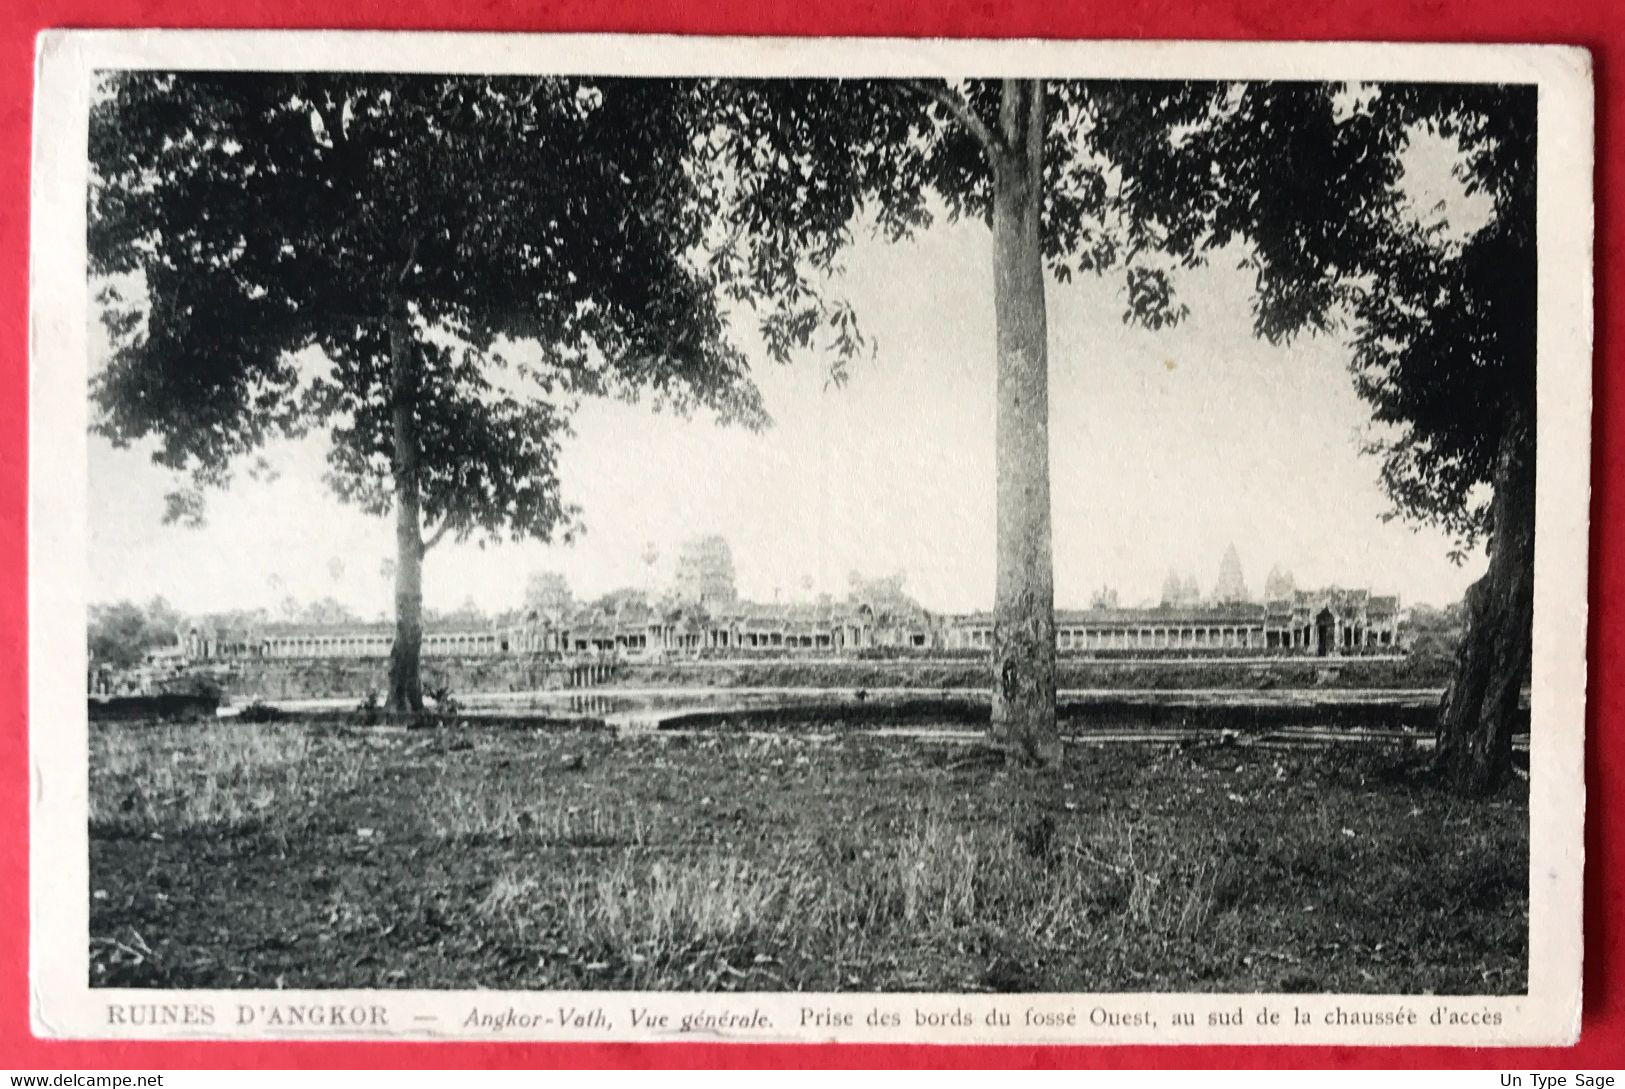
[
  {"left": 471, "top": 811, "right": 1230, "bottom": 983},
  {"left": 423, "top": 786, "right": 648, "bottom": 847},
  {"left": 90, "top": 723, "right": 365, "bottom": 836}
]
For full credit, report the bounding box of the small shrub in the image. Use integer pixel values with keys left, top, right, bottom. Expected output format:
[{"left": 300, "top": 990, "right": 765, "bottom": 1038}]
[
  {"left": 427, "top": 684, "right": 460, "bottom": 716},
  {"left": 353, "top": 690, "right": 380, "bottom": 726},
  {"left": 236, "top": 702, "right": 284, "bottom": 723}
]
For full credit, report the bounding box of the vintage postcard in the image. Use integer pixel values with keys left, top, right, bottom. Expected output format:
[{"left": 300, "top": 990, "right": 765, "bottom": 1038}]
[{"left": 29, "top": 31, "right": 1592, "bottom": 1046}]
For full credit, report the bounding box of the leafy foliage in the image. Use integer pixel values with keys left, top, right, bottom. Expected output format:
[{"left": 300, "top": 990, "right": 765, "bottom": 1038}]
[
  {"left": 695, "top": 78, "right": 1228, "bottom": 362},
  {"left": 1199, "top": 83, "right": 1536, "bottom": 547},
  {"left": 523, "top": 571, "right": 574, "bottom": 617},
  {"left": 700, "top": 78, "right": 1527, "bottom": 369},
  {"left": 89, "top": 72, "right": 771, "bottom": 548},
  {"left": 293, "top": 597, "right": 361, "bottom": 625},
  {"left": 1346, "top": 88, "right": 1537, "bottom": 547},
  {"left": 93, "top": 73, "right": 1529, "bottom": 549},
  {"left": 88, "top": 597, "right": 183, "bottom": 670}
]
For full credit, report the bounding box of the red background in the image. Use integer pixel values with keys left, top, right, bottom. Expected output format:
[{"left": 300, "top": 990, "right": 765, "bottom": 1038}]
[{"left": 0, "top": 0, "right": 1617, "bottom": 1071}]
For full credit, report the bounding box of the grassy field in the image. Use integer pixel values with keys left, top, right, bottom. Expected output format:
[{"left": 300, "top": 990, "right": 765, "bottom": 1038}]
[{"left": 88, "top": 720, "right": 1526, "bottom": 994}]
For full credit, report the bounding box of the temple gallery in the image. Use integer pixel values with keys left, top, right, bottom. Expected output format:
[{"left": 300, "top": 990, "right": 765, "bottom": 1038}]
[{"left": 167, "top": 540, "right": 1403, "bottom": 665}]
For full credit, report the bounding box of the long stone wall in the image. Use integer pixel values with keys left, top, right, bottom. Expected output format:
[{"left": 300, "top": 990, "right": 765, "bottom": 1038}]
[
  {"left": 169, "top": 656, "right": 608, "bottom": 702},
  {"left": 162, "top": 644, "right": 1444, "bottom": 703}
]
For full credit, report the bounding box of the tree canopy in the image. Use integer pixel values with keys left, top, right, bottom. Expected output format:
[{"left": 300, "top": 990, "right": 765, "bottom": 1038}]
[
  {"left": 1345, "top": 87, "right": 1536, "bottom": 551},
  {"left": 1137, "top": 81, "right": 1536, "bottom": 547},
  {"left": 88, "top": 597, "right": 183, "bottom": 669},
  {"left": 89, "top": 72, "right": 810, "bottom": 710},
  {"left": 94, "top": 74, "right": 1510, "bottom": 552},
  {"left": 90, "top": 72, "right": 771, "bottom": 545}
]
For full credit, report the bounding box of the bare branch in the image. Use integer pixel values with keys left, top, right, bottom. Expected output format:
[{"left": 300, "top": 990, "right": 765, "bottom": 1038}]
[
  {"left": 396, "top": 233, "right": 420, "bottom": 286},
  {"left": 906, "top": 79, "right": 1003, "bottom": 164}
]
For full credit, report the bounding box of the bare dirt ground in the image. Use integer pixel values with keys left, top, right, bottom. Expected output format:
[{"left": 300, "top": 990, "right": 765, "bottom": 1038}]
[{"left": 88, "top": 720, "right": 1527, "bottom": 994}]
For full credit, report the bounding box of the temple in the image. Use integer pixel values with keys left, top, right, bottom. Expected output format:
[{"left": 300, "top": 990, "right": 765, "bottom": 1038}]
[
  {"left": 171, "top": 540, "right": 1403, "bottom": 664},
  {"left": 942, "top": 588, "right": 1400, "bottom": 656}
]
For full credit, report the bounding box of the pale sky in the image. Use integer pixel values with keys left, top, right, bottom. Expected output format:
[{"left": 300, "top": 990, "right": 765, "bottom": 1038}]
[{"left": 87, "top": 133, "right": 1488, "bottom": 620}]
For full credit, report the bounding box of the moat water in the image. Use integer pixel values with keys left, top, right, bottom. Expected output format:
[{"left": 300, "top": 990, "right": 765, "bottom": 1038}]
[{"left": 256, "top": 685, "right": 1531, "bottom": 749}]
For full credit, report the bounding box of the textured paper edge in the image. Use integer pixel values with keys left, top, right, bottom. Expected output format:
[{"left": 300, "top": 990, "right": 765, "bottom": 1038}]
[{"left": 26, "top": 30, "right": 1595, "bottom": 1047}]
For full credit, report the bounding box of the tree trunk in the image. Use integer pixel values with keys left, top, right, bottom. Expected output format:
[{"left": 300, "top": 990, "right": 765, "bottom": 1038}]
[
  {"left": 1434, "top": 408, "right": 1535, "bottom": 794},
  {"left": 386, "top": 298, "right": 426, "bottom": 715},
  {"left": 988, "top": 79, "right": 1059, "bottom": 765}
]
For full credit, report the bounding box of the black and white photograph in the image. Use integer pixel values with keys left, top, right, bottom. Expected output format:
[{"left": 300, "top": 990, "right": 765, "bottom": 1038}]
[{"left": 28, "top": 33, "right": 1591, "bottom": 1045}]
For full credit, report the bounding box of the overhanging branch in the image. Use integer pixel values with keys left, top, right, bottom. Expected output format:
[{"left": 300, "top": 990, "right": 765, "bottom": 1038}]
[
  {"left": 906, "top": 79, "right": 1003, "bottom": 164},
  {"left": 420, "top": 520, "right": 454, "bottom": 554},
  {"left": 396, "top": 234, "right": 421, "bottom": 286}
]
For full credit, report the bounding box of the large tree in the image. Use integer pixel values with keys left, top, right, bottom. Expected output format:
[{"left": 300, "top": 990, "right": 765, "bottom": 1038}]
[
  {"left": 88, "top": 597, "right": 183, "bottom": 670},
  {"left": 710, "top": 76, "right": 1537, "bottom": 770},
  {"left": 1344, "top": 87, "right": 1537, "bottom": 794},
  {"left": 699, "top": 77, "right": 1453, "bottom": 761},
  {"left": 89, "top": 73, "right": 766, "bottom": 712},
  {"left": 694, "top": 79, "right": 1203, "bottom": 761},
  {"left": 1181, "top": 82, "right": 1537, "bottom": 792}
]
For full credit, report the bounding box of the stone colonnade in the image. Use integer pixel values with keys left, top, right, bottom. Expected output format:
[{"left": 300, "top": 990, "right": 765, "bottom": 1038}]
[
  {"left": 1055, "top": 625, "right": 1267, "bottom": 651},
  {"left": 565, "top": 662, "right": 616, "bottom": 688}
]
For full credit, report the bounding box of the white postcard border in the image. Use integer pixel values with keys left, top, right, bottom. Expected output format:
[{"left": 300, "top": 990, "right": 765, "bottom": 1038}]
[{"left": 27, "top": 30, "right": 1595, "bottom": 1047}]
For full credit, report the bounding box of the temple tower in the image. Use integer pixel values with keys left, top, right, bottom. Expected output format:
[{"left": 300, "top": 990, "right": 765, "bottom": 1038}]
[{"left": 1213, "top": 543, "right": 1249, "bottom": 604}]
